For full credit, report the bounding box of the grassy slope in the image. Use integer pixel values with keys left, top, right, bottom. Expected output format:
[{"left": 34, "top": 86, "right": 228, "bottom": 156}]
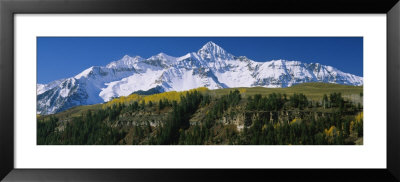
[
  {"left": 213, "top": 82, "right": 362, "bottom": 101},
  {"left": 39, "top": 82, "right": 363, "bottom": 120}
]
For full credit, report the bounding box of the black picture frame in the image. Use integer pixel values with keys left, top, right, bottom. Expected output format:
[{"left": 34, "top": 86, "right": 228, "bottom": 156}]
[{"left": 1, "top": 0, "right": 399, "bottom": 181}]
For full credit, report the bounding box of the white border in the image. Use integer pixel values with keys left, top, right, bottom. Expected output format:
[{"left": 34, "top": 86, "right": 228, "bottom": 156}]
[{"left": 15, "top": 14, "right": 386, "bottom": 168}]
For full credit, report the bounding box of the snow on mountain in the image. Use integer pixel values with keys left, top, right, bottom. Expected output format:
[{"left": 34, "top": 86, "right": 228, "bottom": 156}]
[
  {"left": 198, "top": 41, "right": 235, "bottom": 61},
  {"left": 147, "top": 52, "right": 178, "bottom": 66},
  {"left": 105, "top": 55, "right": 144, "bottom": 70},
  {"left": 37, "top": 79, "right": 65, "bottom": 95},
  {"left": 37, "top": 41, "right": 363, "bottom": 115}
]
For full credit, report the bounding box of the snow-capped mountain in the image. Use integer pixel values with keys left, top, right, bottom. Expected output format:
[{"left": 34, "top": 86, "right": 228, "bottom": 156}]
[{"left": 37, "top": 41, "right": 363, "bottom": 115}]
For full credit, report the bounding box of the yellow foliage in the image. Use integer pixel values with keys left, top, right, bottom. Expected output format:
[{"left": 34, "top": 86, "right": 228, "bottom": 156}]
[
  {"left": 143, "top": 91, "right": 181, "bottom": 104},
  {"left": 355, "top": 112, "right": 363, "bottom": 123},
  {"left": 189, "top": 87, "right": 209, "bottom": 92},
  {"left": 103, "top": 94, "right": 142, "bottom": 109},
  {"left": 324, "top": 125, "right": 340, "bottom": 144},
  {"left": 102, "top": 87, "right": 209, "bottom": 109},
  {"left": 239, "top": 88, "right": 247, "bottom": 94},
  {"left": 350, "top": 121, "right": 355, "bottom": 135},
  {"left": 290, "top": 118, "right": 297, "bottom": 125},
  {"left": 262, "top": 124, "right": 267, "bottom": 132},
  {"left": 273, "top": 122, "right": 281, "bottom": 129},
  {"left": 324, "top": 126, "right": 338, "bottom": 137},
  {"left": 143, "top": 87, "right": 209, "bottom": 104}
]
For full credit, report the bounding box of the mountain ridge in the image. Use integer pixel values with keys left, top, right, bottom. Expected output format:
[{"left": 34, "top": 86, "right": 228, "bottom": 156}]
[{"left": 37, "top": 41, "right": 363, "bottom": 115}]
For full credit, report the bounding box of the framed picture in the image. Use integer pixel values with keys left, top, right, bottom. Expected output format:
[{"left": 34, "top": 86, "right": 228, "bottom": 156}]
[{"left": 1, "top": 0, "right": 399, "bottom": 181}]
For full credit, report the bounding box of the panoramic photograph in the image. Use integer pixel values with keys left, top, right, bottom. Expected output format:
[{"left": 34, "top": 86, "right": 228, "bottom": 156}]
[{"left": 37, "top": 37, "right": 363, "bottom": 145}]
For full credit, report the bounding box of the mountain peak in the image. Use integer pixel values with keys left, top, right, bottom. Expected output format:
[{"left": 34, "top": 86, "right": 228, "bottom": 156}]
[
  {"left": 199, "top": 41, "right": 223, "bottom": 52},
  {"left": 119, "top": 55, "right": 143, "bottom": 60},
  {"left": 106, "top": 55, "right": 144, "bottom": 69},
  {"left": 197, "top": 41, "right": 234, "bottom": 61},
  {"left": 121, "top": 54, "right": 143, "bottom": 61},
  {"left": 148, "top": 52, "right": 177, "bottom": 65},
  {"left": 122, "top": 54, "right": 131, "bottom": 59},
  {"left": 150, "top": 52, "right": 174, "bottom": 59},
  {"left": 203, "top": 41, "right": 218, "bottom": 47}
]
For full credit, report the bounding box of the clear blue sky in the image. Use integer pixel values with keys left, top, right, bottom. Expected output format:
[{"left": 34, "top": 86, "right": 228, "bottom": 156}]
[{"left": 37, "top": 37, "right": 363, "bottom": 84}]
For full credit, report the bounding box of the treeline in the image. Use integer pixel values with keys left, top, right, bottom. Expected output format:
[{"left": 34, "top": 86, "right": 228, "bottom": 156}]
[
  {"left": 242, "top": 111, "right": 363, "bottom": 145},
  {"left": 149, "top": 91, "right": 204, "bottom": 144},
  {"left": 37, "top": 90, "right": 363, "bottom": 145},
  {"left": 178, "top": 90, "right": 241, "bottom": 144},
  {"left": 37, "top": 105, "right": 127, "bottom": 145},
  {"left": 176, "top": 91, "right": 362, "bottom": 145},
  {"left": 247, "top": 93, "right": 286, "bottom": 111},
  {"left": 241, "top": 92, "right": 362, "bottom": 145},
  {"left": 38, "top": 93, "right": 176, "bottom": 145},
  {"left": 37, "top": 116, "right": 59, "bottom": 144}
]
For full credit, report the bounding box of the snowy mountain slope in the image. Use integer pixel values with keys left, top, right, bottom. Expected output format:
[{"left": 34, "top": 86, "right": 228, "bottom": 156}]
[
  {"left": 37, "top": 79, "right": 65, "bottom": 95},
  {"left": 37, "top": 41, "right": 363, "bottom": 115}
]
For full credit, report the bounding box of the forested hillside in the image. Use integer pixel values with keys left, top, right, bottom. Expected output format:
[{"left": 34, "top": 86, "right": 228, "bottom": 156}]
[{"left": 37, "top": 83, "right": 363, "bottom": 145}]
